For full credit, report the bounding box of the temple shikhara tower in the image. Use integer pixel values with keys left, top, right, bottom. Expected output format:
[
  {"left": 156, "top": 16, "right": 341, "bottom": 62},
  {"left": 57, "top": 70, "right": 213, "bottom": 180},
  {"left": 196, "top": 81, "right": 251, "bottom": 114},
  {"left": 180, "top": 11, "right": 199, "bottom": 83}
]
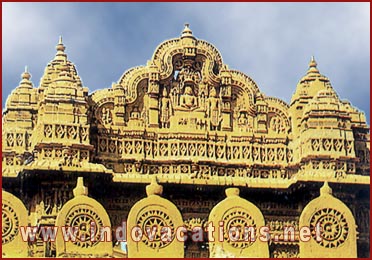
[{"left": 2, "top": 25, "right": 370, "bottom": 258}]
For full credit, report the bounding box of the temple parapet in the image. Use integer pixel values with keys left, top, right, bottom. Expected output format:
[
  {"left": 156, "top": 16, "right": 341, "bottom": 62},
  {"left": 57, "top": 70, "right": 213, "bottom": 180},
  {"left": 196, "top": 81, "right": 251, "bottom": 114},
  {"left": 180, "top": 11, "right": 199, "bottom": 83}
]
[{"left": 2, "top": 25, "right": 369, "bottom": 184}]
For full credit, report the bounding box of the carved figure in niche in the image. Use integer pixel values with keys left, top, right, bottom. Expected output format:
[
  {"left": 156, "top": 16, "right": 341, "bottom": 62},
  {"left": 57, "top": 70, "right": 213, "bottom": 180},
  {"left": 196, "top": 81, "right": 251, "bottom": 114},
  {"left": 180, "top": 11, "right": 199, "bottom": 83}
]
[
  {"left": 141, "top": 94, "right": 149, "bottom": 125},
  {"left": 130, "top": 106, "right": 140, "bottom": 119},
  {"left": 197, "top": 81, "right": 208, "bottom": 110},
  {"left": 199, "top": 91, "right": 206, "bottom": 109},
  {"left": 180, "top": 85, "right": 198, "bottom": 109},
  {"left": 207, "top": 87, "right": 221, "bottom": 130},
  {"left": 160, "top": 88, "right": 172, "bottom": 128},
  {"left": 101, "top": 107, "right": 113, "bottom": 125},
  {"left": 73, "top": 107, "right": 80, "bottom": 124},
  {"left": 170, "top": 80, "right": 180, "bottom": 107},
  {"left": 238, "top": 112, "right": 249, "bottom": 131},
  {"left": 232, "top": 94, "right": 249, "bottom": 121},
  {"left": 270, "top": 116, "right": 285, "bottom": 134}
]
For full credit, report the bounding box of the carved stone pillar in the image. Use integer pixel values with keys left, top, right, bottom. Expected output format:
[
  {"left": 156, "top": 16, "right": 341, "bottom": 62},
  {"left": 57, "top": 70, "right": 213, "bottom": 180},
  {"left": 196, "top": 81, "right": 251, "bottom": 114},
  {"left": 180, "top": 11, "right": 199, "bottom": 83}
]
[
  {"left": 256, "top": 95, "right": 268, "bottom": 133},
  {"left": 147, "top": 63, "right": 160, "bottom": 128},
  {"left": 113, "top": 83, "right": 126, "bottom": 126}
]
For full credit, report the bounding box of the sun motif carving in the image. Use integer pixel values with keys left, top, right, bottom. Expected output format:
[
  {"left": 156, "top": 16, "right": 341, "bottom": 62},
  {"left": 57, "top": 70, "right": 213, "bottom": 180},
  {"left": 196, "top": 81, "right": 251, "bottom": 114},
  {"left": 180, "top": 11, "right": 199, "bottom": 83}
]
[
  {"left": 310, "top": 208, "right": 349, "bottom": 248},
  {"left": 222, "top": 209, "right": 256, "bottom": 249},
  {"left": 2, "top": 203, "right": 20, "bottom": 245},
  {"left": 65, "top": 206, "right": 104, "bottom": 248},
  {"left": 137, "top": 209, "right": 175, "bottom": 249}
]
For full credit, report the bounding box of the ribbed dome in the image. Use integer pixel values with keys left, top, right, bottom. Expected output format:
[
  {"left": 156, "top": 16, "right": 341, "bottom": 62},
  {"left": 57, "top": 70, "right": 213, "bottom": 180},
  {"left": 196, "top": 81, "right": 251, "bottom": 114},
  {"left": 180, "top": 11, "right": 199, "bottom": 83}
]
[
  {"left": 291, "top": 56, "right": 331, "bottom": 105},
  {"left": 39, "top": 36, "right": 83, "bottom": 90},
  {"left": 5, "top": 67, "right": 36, "bottom": 109}
]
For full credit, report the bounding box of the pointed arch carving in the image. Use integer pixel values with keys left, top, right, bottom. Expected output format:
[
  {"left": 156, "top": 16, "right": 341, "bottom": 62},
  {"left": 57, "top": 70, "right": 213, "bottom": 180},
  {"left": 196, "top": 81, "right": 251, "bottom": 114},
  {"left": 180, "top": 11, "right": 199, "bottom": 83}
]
[
  {"left": 299, "top": 182, "right": 357, "bottom": 258},
  {"left": 2, "top": 190, "right": 29, "bottom": 258},
  {"left": 208, "top": 188, "right": 269, "bottom": 258},
  {"left": 127, "top": 179, "right": 184, "bottom": 258},
  {"left": 55, "top": 178, "right": 112, "bottom": 257},
  {"left": 266, "top": 97, "right": 291, "bottom": 135}
]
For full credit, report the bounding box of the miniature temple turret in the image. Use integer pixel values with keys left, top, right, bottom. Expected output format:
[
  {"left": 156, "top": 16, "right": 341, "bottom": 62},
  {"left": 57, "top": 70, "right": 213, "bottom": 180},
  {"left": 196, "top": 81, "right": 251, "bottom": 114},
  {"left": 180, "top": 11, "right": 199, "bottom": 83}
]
[
  {"left": 290, "top": 56, "right": 331, "bottom": 137},
  {"left": 30, "top": 37, "right": 93, "bottom": 169},
  {"left": 4, "top": 67, "right": 38, "bottom": 129},
  {"left": 290, "top": 57, "right": 369, "bottom": 176},
  {"left": 2, "top": 68, "right": 38, "bottom": 174}
]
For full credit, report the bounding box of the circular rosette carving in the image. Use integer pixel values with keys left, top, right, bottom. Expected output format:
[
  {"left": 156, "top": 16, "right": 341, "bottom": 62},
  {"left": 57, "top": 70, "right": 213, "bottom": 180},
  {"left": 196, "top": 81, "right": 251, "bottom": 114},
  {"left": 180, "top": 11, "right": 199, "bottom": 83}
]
[
  {"left": 310, "top": 208, "right": 349, "bottom": 248},
  {"left": 222, "top": 208, "right": 257, "bottom": 249},
  {"left": 65, "top": 206, "right": 104, "bottom": 248},
  {"left": 137, "top": 209, "right": 175, "bottom": 249},
  {"left": 2, "top": 203, "right": 20, "bottom": 245}
]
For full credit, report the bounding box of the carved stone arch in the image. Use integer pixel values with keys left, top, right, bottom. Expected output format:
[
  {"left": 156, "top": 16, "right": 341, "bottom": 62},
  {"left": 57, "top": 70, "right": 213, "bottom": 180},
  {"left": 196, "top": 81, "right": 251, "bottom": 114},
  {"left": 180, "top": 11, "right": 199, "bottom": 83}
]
[
  {"left": 127, "top": 178, "right": 184, "bottom": 258},
  {"left": 151, "top": 38, "right": 224, "bottom": 85},
  {"left": 55, "top": 178, "right": 112, "bottom": 257},
  {"left": 90, "top": 89, "right": 115, "bottom": 127},
  {"left": 299, "top": 182, "right": 357, "bottom": 258},
  {"left": 266, "top": 97, "right": 291, "bottom": 134},
  {"left": 152, "top": 39, "right": 183, "bottom": 80},
  {"left": 230, "top": 70, "right": 261, "bottom": 103},
  {"left": 196, "top": 39, "right": 224, "bottom": 85},
  {"left": 2, "top": 190, "right": 29, "bottom": 258},
  {"left": 208, "top": 188, "right": 269, "bottom": 258},
  {"left": 118, "top": 66, "right": 149, "bottom": 104},
  {"left": 196, "top": 39, "right": 223, "bottom": 67}
]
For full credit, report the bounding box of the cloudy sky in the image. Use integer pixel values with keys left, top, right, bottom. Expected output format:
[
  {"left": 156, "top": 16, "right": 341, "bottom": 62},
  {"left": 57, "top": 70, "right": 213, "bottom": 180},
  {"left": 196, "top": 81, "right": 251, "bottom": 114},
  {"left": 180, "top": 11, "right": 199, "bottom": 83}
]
[{"left": 2, "top": 2, "right": 370, "bottom": 122}]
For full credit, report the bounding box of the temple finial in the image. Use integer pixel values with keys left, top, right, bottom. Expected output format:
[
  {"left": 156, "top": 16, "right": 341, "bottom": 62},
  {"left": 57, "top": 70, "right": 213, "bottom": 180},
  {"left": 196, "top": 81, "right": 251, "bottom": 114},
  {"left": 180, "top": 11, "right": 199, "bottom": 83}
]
[
  {"left": 309, "top": 55, "right": 317, "bottom": 68},
  {"left": 73, "top": 177, "right": 88, "bottom": 197},
  {"left": 181, "top": 23, "right": 193, "bottom": 38},
  {"left": 146, "top": 176, "right": 163, "bottom": 196},
  {"left": 56, "top": 35, "right": 66, "bottom": 52},
  {"left": 307, "top": 55, "right": 319, "bottom": 74},
  {"left": 320, "top": 181, "right": 332, "bottom": 196},
  {"left": 21, "top": 65, "right": 31, "bottom": 80}
]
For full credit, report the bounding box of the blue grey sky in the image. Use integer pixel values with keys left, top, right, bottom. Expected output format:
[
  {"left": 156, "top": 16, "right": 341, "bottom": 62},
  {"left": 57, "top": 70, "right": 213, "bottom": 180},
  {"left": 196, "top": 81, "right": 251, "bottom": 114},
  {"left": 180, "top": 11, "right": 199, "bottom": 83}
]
[{"left": 2, "top": 2, "right": 370, "bottom": 122}]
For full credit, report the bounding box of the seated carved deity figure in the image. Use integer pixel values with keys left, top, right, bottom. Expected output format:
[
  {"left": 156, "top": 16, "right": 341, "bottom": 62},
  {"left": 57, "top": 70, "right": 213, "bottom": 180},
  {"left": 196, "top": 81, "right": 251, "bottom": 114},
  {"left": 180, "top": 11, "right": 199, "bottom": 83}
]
[
  {"left": 238, "top": 112, "right": 249, "bottom": 131},
  {"left": 180, "top": 85, "right": 198, "bottom": 109}
]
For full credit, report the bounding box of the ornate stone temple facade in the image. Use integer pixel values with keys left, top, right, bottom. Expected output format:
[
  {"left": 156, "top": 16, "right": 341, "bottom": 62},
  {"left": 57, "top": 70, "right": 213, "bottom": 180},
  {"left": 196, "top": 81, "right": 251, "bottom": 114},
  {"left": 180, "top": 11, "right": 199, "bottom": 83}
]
[{"left": 2, "top": 25, "right": 370, "bottom": 258}]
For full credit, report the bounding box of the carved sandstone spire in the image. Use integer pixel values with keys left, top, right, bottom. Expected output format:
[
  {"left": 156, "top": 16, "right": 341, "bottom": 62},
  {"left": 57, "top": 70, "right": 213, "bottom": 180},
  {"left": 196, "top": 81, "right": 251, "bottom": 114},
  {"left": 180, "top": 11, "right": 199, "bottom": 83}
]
[
  {"left": 181, "top": 23, "right": 194, "bottom": 39},
  {"left": 19, "top": 66, "right": 33, "bottom": 88},
  {"left": 55, "top": 35, "right": 67, "bottom": 61},
  {"left": 307, "top": 55, "right": 320, "bottom": 75},
  {"left": 22, "top": 66, "right": 31, "bottom": 80},
  {"left": 56, "top": 35, "right": 65, "bottom": 52}
]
